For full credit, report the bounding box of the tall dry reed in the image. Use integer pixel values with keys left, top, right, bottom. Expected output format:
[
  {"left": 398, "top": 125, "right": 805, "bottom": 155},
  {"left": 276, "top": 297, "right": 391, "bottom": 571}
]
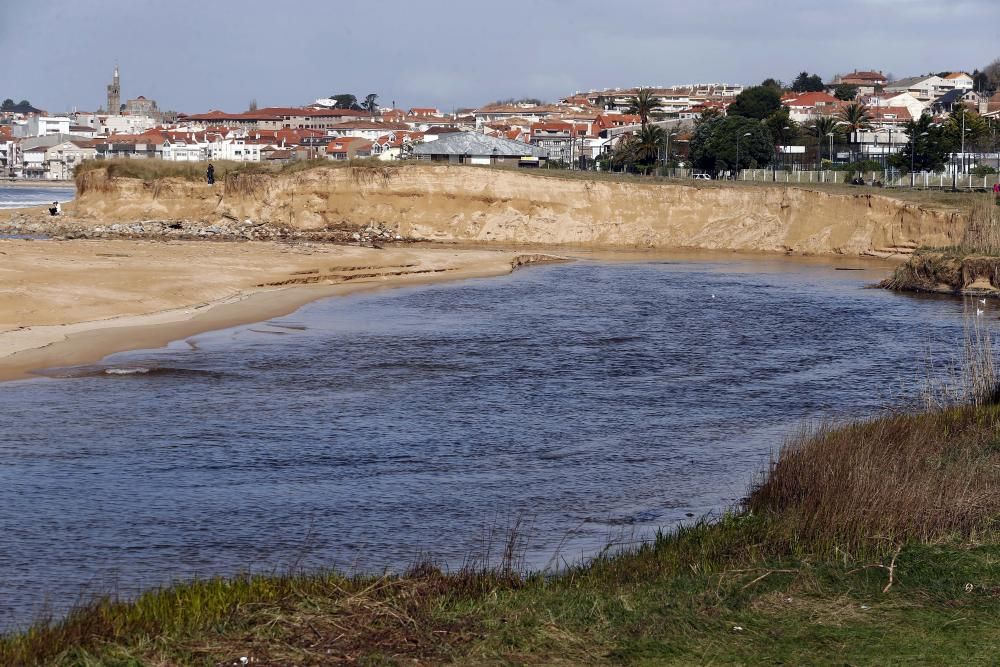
[{"left": 960, "top": 194, "right": 1000, "bottom": 255}]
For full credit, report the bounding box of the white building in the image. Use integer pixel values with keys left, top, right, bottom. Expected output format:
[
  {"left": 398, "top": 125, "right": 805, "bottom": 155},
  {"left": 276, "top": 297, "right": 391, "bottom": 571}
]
[
  {"left": 160, "top": 138, "right": 208, "bottom": 161},
  {"left": 13, "top": 116, "right": 71, "bottom": 138},
  {"left": 104, "top": 114, "right": 158, "bottom": 136},
  {"left": 209, "top": 138, "right": 264, "bottom": 162}
]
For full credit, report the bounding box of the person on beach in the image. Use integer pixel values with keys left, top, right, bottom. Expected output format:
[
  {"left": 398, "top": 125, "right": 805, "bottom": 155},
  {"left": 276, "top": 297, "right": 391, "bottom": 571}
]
[
  {"left": 206, "top": 163, "right": 215, "bottom": 185},
  {"left": 48, "top": 201, "right": 60, "bottom": 216}
]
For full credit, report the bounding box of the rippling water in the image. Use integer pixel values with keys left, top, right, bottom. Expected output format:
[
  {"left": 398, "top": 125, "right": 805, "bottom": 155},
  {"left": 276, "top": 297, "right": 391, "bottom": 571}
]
[
  {"left": 0, "top": 255, "right": 985, "bottom": 630},
  {"left": 0, "top": 184, "right": 74, "bottom": 210}
]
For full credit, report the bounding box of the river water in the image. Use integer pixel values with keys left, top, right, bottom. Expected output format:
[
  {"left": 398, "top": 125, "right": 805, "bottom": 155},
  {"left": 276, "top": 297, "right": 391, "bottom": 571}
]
[{"left": 0, "top": 254, "right": 984, "bottom": 630}]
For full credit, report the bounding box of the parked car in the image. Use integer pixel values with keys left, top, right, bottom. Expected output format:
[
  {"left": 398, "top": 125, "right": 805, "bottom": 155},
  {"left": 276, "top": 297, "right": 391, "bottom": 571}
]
[{"left": 692, "top": 173, "right": 712, "bottom": 180}]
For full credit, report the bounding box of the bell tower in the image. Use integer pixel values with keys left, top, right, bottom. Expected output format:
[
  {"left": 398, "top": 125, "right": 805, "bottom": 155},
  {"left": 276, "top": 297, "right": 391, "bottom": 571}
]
[{"left": 106, "top": 64, "right": 120, "bottom": 114}]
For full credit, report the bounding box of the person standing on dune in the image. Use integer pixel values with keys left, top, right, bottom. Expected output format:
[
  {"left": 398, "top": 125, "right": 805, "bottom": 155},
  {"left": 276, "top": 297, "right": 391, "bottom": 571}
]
[{"left": 206, "top": 163, "right": 215, "bottom": 185}]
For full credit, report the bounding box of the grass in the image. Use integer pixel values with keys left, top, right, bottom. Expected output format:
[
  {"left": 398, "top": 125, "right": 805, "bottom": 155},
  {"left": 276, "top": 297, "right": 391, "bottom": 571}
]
[{"left": 3, "top": 398, "right": 999, "bottom": 665}]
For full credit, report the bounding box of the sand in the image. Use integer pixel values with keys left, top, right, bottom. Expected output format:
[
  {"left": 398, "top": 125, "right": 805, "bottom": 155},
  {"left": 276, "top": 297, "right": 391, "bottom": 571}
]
[{"left": 0, "top": 238, "right": 551, "bottom": 382}]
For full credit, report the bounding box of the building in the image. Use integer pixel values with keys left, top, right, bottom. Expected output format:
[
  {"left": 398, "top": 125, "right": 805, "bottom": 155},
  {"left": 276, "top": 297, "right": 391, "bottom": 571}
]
[
  {"left": 411, "top": 131, "right": 547, "bottom": 167},
  {"left": 124, "top": 95, "right": 158, "bottom": 116},
  {"left": 831, "top": 70, "right": 888, "bottom": 94},
  {"left": 12, "top": 115, "right": 71, "bottom": 138},
  {"left": 107, "top": 65, "right": 121, "bottom": 114},
  {"left": 325, "top": 137, "right": 373, "bottom": 160},
  {"left": 529, "top": 122, "right": 589, "bottom": 162},
  {"left": 41, "top": 140, "right": 97, "bottom": 180},
  {"left": 885, "top": 73, "right": 974, "bottom": 102},
  {"left": 782, "top": 92, "right": 843, "bottom": 122},
  {"left": 326, "top": 120, "right": 413, "bottom": 140}
]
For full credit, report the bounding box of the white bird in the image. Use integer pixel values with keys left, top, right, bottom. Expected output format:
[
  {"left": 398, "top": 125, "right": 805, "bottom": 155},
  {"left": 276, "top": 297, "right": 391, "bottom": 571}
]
[
  {"left": 977, "top": 308, "right": 984, "bottom": 316},
  {"left": 711, "top": 294, "right": 716, "bottom": 299},
  {"left": 980, "top": 299, "right": 987, "bottom": 305}
]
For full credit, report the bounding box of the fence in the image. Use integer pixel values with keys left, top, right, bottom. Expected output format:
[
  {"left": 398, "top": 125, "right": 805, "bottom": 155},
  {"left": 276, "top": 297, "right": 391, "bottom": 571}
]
[{"left": 737, "top": 168, "right": 1000, "bottom": 190}]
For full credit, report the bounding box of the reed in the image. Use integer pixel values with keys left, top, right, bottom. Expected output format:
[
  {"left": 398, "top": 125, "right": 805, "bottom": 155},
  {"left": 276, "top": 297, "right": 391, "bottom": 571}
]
[{"left": 960, "top": 194, "right": 1000, "bottom": 255}]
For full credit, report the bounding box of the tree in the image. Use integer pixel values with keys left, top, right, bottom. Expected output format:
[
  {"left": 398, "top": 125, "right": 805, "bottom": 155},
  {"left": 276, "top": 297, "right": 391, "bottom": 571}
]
[
  {"left": 760, "top": 78, "right": 784, "bottom": 92},
  {"left": 942, "top": 106, "right": 991, "bottom": 152},
  {"left": 629, "top": 124, "right": 666, "bottom": 172},
  {"left": 791, "top": 72, "right": 825, "bottom": 92},
  {"left": 248, "top": 99, "right": 258, "bottom": 112},
  {"left": 690, "top": 115, "right": 774, "bottom": 175},
  {"left": 362, "top": 93, "right": 379, "bottom": 116},
  {"left": 833, "top": 84, "right": 859, "bottom": 101},
  {"left": 630, "top": 88, "right": 656, "bottom": 126},
  {"left": 330, "top": 94, "right": 360, "bottom": 110},
  {"left": 1, "top": 98, "right": 13, "bottom": 110},
  {"left": 982, "top": 57, "right": 1000, "bottom": 92},
  {"left": 727, "top": 85, "right": 782, "bottom": 120},
  {"left": 839, "top": 103, "right": 872, "bottom": 162},
  {"left": 764, "top": 107, "right": 799, "bottom": 146},
  {"left": 695, "top": 107, "right": 722, "bottom": 126},
  {"left": 17, "top": 100, "right": 31, "bottom": 108},
  {"left": 894, "top": 115, "right": 950, "bottom": 173}
]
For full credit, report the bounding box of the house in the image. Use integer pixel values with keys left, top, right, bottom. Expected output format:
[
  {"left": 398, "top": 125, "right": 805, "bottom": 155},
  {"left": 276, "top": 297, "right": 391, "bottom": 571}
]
[
  {"left": 326, "top": 120, "right": 412, "bottom": 140},
  {"left": 862, "top": 91, "right": 927, "bottom": 120},
  {"left": 324, "top": 137, "right": 373, "bottom": 160},
  {"left": 422, "top": 126, "right": 463, "bottom": 142},
  {"left": 885, "top": 73, "right": 974, "bottom": 102},
  {"left": 408, "top": 107, "right": 439, "bottom": 117},
  {"left": 0, "top": 139, "right": 19, "bottom": 176},
  {"left": 21, "top": 146, "right": 47, "bottom": 178},
  {"left": 831, "top": 70, "right": 887, "bottom": 94},
  {"left": 593, "top": 114, "right": 642, "bottom": 137},
  {"left": 782, "top": 92, "right": 843, "bottom": 122},
  {"left": 42, "top": 140, "right": 97, "bottom": 180},
  {"left": 929, "top": 89, "right": 979, "bottom": 115},
  {"left": 410, "top": 131, "right": 547, "bottom": 167},
  {"left": 371, "top": 131, "right": 424, "bottom": 160},
  {"left": 529, "top": 122, "right": 589, "bottom": 161},
  {"left": 473, "top": 103, "right": 563, "bottom": 128},
  {"left": 124, "top": 95, "right": 159, "bottom": 117}
]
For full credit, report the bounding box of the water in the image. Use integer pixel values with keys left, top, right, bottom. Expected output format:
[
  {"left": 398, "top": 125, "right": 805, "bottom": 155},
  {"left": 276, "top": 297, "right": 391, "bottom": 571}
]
[
  {"left": 0, "top": 256, "right": 984, "bottom": 630},
  {"left": 0, "top": 184, "right": 74, "bottom": 210}
]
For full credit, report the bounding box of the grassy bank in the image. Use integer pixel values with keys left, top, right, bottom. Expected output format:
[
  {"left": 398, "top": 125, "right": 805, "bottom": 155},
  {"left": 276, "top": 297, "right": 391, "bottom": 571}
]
[
  {"left": 3, "top": 400, "right": 999, "bottom": 665},
  {"left": 883, "top": 195, "right": 1000, "bottom": 295}
]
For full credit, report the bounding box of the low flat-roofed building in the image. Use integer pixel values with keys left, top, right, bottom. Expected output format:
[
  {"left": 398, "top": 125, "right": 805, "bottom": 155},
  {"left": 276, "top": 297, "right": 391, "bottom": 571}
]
[{"left": 411, "top": 131, "right": 547, "bottom": 167}]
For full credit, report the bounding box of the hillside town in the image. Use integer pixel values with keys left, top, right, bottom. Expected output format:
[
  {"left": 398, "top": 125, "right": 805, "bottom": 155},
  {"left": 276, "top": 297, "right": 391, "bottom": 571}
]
[{"left": 2, "top": 63, "right": 999, "bottom": 181}]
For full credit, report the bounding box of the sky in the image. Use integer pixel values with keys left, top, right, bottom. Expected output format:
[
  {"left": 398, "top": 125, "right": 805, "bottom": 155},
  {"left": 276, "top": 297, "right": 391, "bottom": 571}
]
[{"left": 1, "top": 0, "right": 998, "bottom": 114}]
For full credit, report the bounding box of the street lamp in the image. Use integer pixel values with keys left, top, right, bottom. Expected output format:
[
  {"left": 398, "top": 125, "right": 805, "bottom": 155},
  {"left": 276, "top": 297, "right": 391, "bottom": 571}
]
[
  {"left": 664, "top": 131, "right": 677, "bottom": 175},
  {"left": 735, "top": 131, "right": 751, "bottom": 180}
]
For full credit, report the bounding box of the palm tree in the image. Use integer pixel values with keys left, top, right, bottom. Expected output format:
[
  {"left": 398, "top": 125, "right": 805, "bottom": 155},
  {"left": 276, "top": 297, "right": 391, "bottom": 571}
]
[
  {"left": 839, "top": 102, "right": 872, "bottom": 163},
  {"left": 631, "top": 88, "right": 656, "bottom": 127},
  {"left": 625, "top": 125, "right": 666, "bottom": 174}
]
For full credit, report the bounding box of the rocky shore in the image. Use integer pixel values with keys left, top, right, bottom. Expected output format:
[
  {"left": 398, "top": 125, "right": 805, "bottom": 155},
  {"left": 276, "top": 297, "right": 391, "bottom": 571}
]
[{"left": 0, "top": 210, "right": 409, "bottom": 245}]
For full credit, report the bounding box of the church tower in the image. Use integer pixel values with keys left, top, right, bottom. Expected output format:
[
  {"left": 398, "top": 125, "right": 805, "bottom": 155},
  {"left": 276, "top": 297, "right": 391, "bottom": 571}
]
[{"left": 106, "top": 64, "right": 120, "bottom": 114}]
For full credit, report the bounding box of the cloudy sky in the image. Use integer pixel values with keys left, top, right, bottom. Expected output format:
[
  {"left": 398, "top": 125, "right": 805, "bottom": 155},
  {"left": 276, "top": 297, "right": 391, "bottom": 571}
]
[{"left": 2, "top": 0, "right": 997, "bottom": 113}]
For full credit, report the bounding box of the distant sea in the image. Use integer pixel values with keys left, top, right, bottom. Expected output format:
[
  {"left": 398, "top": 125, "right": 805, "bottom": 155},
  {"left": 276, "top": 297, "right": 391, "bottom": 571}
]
[{"left": 0, "top": 184, "right": 75, "bottom": 210}]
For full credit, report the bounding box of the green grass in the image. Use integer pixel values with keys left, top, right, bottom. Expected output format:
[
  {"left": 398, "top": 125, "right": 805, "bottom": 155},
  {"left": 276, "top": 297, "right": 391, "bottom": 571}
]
[{"left": 3, "top": 402, "right": 999, "bottom": 665}]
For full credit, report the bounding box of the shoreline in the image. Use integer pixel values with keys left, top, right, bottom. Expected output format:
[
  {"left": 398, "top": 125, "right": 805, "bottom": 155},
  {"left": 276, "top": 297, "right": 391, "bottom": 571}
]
[
  {"left": 0, "top": 242, "right": 897, "bottom": 384},
  {"left": 0, "top": 252, "right": 568, "bottom": 383}
]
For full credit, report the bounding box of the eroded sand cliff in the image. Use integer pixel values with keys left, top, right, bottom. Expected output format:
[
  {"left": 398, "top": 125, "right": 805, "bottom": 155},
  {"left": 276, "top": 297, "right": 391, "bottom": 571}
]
[{"left": 67, "top": 165, "right": 964, "bottom": 256}]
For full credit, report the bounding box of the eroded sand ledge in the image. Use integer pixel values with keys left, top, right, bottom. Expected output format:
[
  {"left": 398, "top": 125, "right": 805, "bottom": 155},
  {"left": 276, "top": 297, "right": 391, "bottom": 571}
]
[{"left": 63, "top": 165, "right": 965, "bottom": 256}]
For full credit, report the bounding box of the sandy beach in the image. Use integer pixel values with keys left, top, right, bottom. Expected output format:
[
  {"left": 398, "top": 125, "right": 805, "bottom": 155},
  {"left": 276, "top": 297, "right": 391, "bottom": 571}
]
[{"left": 0, "top": 237, "right": 551, "bottom": 382}]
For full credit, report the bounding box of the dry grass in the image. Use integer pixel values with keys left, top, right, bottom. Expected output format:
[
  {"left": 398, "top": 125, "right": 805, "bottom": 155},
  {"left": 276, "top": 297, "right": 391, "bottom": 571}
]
[
  {"left": 747, "top": 403, "right": 1000, "bottom": 556},
  {"left": 961, "top": 195, "right": 1000, "bottom": 255}
]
